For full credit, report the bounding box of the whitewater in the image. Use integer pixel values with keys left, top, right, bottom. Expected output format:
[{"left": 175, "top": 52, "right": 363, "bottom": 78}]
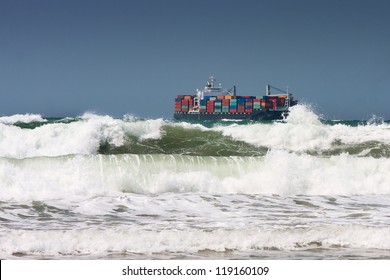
[{"left": 1, "top": 105, "right": 390, "bottom": 259}]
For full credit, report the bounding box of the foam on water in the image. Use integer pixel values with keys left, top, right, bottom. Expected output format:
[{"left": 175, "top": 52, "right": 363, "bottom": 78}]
[
  {"left": 0, "top": 113, "right": 164, "bottom": 158},
  {"left": 0, "top": 114, "right": 47, "bottom": 125},
  {"left": 213, "top": 105, "right": 390, "bottom": 152},
  {"left": 2, "top": 225, "right": 390, "bottom": 258},
  {"left": 1, "top": 152, "right": 389, "bottom": 201}
]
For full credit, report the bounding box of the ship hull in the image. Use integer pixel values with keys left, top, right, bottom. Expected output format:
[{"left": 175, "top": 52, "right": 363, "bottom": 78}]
[{"left": 174, "top": 109, "right": 287, "bottom": 121}]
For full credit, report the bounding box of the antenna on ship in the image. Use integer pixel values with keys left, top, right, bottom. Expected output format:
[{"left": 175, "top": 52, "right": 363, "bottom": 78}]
[
  {"left": 207, "top": 76, "right": 216, "bottom": 88},
  {"left": 266, "top": 84, "right": 271, "bottom": 96}
]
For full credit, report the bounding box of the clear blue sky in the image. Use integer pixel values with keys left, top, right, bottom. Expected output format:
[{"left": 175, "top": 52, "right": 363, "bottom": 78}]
[{"left": 1, "top": 0, "right": 389, "bottom": 120}]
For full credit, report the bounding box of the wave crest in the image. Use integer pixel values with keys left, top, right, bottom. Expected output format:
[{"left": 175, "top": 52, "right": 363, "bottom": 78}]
[
  {"left": 0, "top": 114, "right": 47, "bottom": 125},
  {"left": 1, "top": 153, "right": 390, "bottom": 201}
]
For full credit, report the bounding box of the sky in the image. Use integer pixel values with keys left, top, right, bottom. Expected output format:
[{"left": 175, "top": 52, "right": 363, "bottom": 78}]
[{"left": 0, "top": 0, "right": 389, "bottom": 120}]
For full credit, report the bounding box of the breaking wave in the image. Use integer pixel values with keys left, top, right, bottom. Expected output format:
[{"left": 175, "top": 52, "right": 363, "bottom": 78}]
[
  {"left": 0, "top": 106, "right": 389, "bottom": 158},
  {"left": 0, "top": 113, "right": 47, "bottom": 125},
  {"left": 1, "top": 152, "right": 390, "bottom": 201}
]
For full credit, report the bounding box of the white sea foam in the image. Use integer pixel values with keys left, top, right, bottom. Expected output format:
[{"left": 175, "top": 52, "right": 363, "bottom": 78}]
[
  {"left": 213, "top": 105, "right": 390, "bottom": 151},
  {"left": 0, "top": 113, "right": 164, "bottom": 158},
  {"left": 1, "top": 152, "right": 389, "bottom": 201},
  {"left": 0, "top": 114, "right": 47, "bottom": 125},
  {"left": 1, "top": 225, "right": 390, "bottom": 258}
]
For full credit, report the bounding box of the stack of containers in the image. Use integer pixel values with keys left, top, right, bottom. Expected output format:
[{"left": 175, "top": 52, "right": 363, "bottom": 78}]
[
  {"left": 175, "top": 97, "right": 182, "bottom": 112},
  {"left": 245, "top": 98, "right": 253, "bottom": 113},
  {"left": 222, "top": 98, "right": 230, "bottom": 113},
  {"left": 230, "top": 98, "right": 237, "bottom": 113},
  {"left": 214, "top": 99, "right": 222, "bottom": 113},
  {"left": 238, "top": 98, "right": 245, "bottom": 112},
  {"left": 175, "top": 94, "right": 288, "bottom": 114},
  {"left": 263, "top": 96, "right": 269, "bottom": 109},
  {"left": 181, "top": 99, "right": 189, "bottom": 112},
  {"left": 253, "top": 98, "right": 261, "bottom": 110},
  {"left": 206, "top": 100, "right": 214, "bottom": 113},
  {"left": 200, "top": 99, "right": 207, "bottom": 112},
  {"left": 261, "top": 98, "right": 266, "bottom": 108}
]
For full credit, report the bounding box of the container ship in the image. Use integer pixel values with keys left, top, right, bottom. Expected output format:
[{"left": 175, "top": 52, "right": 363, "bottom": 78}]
[{"left": 174, "top": 76, "right": 298, "bottom": 120}]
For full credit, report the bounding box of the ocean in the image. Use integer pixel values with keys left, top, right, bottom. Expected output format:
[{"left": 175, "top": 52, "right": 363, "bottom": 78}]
[{"left": 1, "top": 105, "right": 390, "bottom": 259}]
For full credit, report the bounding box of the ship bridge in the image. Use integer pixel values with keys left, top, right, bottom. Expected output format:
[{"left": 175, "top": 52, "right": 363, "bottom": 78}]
[{"left": 196, "top": 76, "right": 235, "bottom": 98}]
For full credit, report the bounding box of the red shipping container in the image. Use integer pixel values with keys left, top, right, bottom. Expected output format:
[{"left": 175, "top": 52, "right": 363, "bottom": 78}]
[
  {"left": 245, "top": 109, "right": 253, "bottom": 113},
  {"left": 230, "top": 109, "right": 237, "bottom": 113}
]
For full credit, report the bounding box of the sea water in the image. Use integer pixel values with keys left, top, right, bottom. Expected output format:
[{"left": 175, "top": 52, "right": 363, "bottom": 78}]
[{"left": 1, "top": 105, "right": 390, "bottom": 259}]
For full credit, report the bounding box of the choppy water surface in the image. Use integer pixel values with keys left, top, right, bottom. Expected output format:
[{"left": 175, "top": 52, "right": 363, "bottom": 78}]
[{"left": 1, "top": 106, "right": 390, "bottom": 259}]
